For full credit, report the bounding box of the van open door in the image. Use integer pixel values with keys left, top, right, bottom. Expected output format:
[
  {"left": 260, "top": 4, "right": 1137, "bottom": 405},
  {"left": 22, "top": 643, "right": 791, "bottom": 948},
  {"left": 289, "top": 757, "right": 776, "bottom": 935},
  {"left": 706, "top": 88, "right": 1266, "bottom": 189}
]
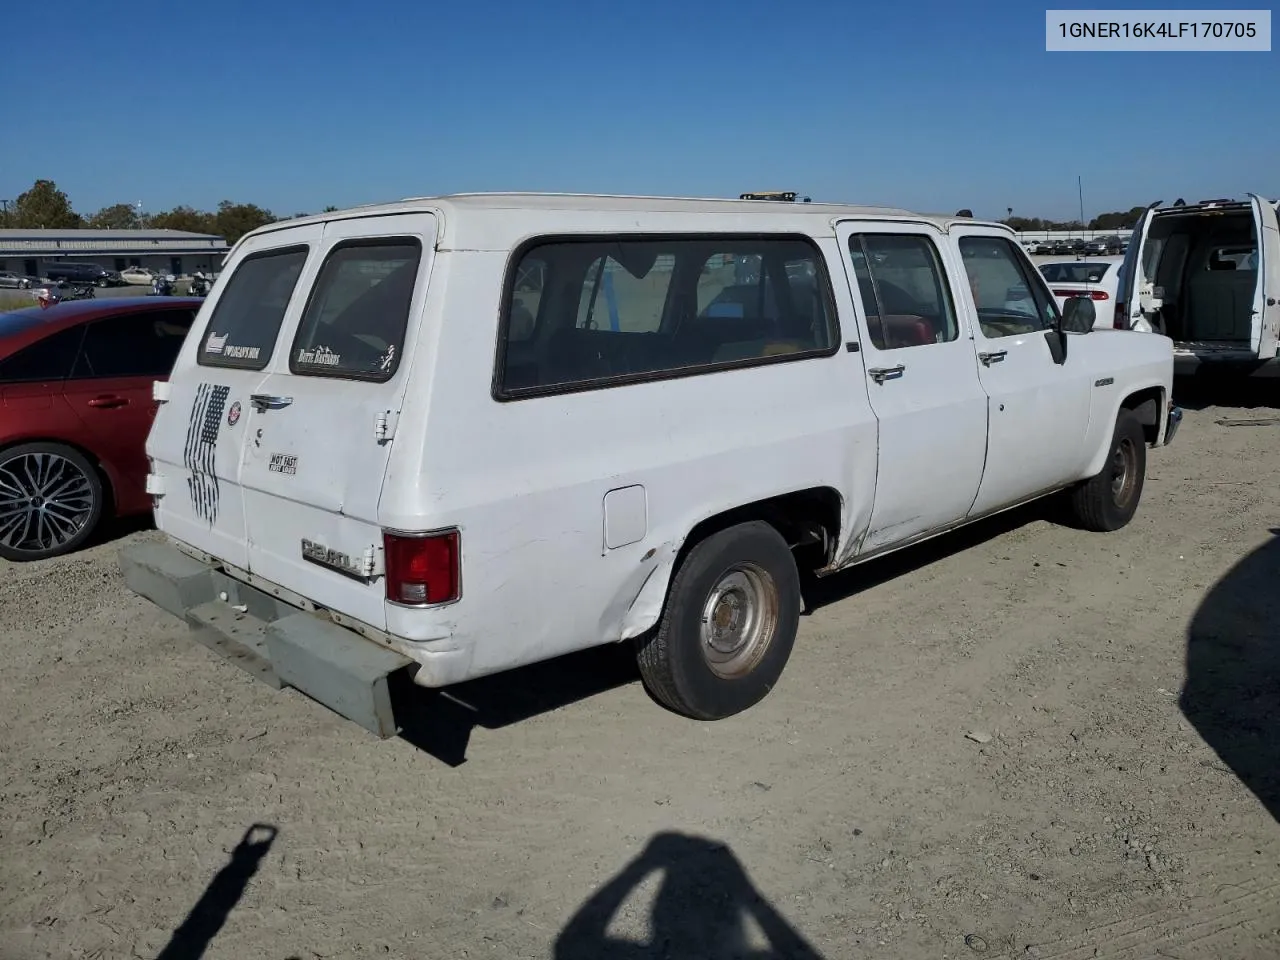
[
  {"left": 1115, "top": 201, "right": 1161, "bottom": 332},
  {"left": 1249, "top": 193, "right": 1280, "bottom": 361}
]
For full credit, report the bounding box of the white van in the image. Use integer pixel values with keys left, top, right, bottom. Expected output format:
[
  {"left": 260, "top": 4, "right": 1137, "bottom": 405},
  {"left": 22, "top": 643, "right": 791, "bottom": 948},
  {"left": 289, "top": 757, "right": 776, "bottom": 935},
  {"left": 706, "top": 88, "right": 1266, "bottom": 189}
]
[
  {"left": 121, "top": 194, "right": 1178, "bottom": 735},
  {"left": 1116, "top": 195, "right": 1279, "bottom": 376}
]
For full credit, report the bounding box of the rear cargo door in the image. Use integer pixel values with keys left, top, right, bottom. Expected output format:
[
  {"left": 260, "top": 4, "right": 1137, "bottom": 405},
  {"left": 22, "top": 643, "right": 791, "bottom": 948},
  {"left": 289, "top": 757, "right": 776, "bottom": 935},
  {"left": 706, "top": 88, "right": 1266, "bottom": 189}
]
[
  {"left": 1116, "top": 204, "right": 1160, "bottom": 332},
  {"left": 237, "top": 213, "right": 436, "bottom": 630},
  {"left": 1249, "top": 193, "right": 1280, "bottom": 360},
  {"left": 148, "top": 225, "right": 322, "bottom": 569}
]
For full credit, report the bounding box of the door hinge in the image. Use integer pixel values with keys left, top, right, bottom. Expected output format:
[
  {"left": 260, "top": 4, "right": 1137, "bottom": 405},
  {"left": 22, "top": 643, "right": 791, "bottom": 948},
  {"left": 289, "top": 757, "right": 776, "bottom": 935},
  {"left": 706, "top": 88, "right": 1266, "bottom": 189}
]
[
  {"left": 152, "top": 380, "right": 171, "bottom": 403},
  {"left": 145, "top": 473, "right": 167, "bottom": 496},
  {"left": 374, "top": 409, "right": 400, "bottom": 443},
  {"left": 362, "top": 544, "right": 385, "bottom": 578}
]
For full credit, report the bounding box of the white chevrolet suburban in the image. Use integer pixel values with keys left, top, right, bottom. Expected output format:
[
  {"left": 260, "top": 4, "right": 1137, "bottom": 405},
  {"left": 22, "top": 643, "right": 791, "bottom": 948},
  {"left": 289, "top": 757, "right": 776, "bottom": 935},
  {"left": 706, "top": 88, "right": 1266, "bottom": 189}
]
[{"left": 120, "top": 194, "right": 1180, "bottom": 736}]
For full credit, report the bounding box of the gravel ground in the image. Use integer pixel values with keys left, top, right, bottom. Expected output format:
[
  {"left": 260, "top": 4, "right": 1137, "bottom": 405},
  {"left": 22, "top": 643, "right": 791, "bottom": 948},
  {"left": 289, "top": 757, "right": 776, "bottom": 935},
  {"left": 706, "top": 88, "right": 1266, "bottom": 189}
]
[{"left": 1, "top": 391, "right": 1278, "bottom": 960}]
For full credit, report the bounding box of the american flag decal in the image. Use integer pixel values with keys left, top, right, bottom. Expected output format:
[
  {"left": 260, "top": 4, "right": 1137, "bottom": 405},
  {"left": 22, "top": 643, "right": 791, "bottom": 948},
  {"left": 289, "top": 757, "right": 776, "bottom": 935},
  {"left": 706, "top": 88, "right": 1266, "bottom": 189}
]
[{"left": 183, "top": 383, "right": 230, "bottom": 525}]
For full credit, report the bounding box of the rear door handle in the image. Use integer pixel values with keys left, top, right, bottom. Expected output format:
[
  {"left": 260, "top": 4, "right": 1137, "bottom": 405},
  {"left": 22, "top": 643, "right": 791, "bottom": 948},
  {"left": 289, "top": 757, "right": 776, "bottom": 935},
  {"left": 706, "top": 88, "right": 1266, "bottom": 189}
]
[
  {"left": 250, "top": 394, "right": 293, "bottom": 412},
  {"left": 86, "top": 395, "right": 128, "bottom": 408},
  {"left": 979, "top": 350, "right": 1008, "bottom": 365},
  {"left": 868, "top": 364, "right": 906, "bottom": 383}
]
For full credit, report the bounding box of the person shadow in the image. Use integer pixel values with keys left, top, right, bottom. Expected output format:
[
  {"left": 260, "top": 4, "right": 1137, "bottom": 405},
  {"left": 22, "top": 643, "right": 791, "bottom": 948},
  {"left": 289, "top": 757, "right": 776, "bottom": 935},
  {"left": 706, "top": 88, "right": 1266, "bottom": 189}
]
[
  {"left": 553, "top": 831, "right": 824, "bottom": 960},
  {"left": 1181, "top": 528, "right": 1280, "bottom": 821}
]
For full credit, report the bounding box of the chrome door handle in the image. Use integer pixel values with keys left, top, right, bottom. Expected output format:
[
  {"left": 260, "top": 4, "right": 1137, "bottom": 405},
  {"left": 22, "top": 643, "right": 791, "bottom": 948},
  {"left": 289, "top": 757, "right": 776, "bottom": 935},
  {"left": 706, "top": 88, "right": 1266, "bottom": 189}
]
[
  {"left": 249, "top": 394, "right": 293, "bottom": 412},
  {"left": 868, "top": 364, "right": 906, "bottom": 383},
  {"left": 979, "top": 350, "right": 1008, "bottom": 365}
]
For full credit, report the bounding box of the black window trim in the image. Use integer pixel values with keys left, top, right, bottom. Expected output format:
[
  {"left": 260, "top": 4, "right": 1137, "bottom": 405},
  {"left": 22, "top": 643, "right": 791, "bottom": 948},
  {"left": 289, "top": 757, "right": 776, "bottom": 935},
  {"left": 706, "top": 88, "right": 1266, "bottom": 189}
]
[
  {"left": 490, "top": 232, "right": 843, "bottom": 403},
  {"left": 196, "top": 243, "right": 311, "bottom": 372},
  {"left": 0, "top": 324, "right": 87, "bottom": 384},
  {"left": 286, "top": 235, "right": 424, "bottom": 384}
]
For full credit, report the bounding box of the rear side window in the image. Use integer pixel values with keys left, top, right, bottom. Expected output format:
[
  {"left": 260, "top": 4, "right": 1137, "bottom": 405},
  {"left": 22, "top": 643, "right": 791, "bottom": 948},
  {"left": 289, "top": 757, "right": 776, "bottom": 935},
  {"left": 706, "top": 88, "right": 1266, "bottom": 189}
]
[
  {"left": 0, "top": 326, "right": 85, "bottom": 383},
  {"left": 73, "top": 310, "right": 195, "bottom": 379},
  {"left": 198, "top": 246, "right": 308, "bottom": 370},
  {"left": 290, "top": 239, "right": 422, "bottom": 381},
  {"left": 496, "top": 236, "right": 838, "bottom": 398}
]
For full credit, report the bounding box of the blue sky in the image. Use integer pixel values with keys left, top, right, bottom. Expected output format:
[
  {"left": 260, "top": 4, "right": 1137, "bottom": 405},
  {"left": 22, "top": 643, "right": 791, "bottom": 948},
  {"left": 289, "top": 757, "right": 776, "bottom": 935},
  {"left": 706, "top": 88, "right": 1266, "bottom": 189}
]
[{"left": 2, "top": 0, "right": 1275, "bottom": 221}]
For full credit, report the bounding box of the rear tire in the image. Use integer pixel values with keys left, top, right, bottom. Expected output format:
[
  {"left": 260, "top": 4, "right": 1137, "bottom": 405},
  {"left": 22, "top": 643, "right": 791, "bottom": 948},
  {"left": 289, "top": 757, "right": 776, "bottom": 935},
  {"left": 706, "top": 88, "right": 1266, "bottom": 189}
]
[
  {"left": 635, "top": 521, "right": 801, "bottom": 720},
  {"left": 1067, "top": 411, "right": 1146, "bottom": 532},
  {"left": 0, "top": 442, "right": 104, "bottom": 561}
]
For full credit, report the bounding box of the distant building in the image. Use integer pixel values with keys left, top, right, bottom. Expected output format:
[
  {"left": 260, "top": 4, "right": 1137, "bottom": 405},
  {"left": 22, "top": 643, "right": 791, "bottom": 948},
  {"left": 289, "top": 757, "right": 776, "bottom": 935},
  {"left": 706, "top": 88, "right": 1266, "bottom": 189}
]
[{"left": 0, "top": 228, "right": 229, "bottom": 279}]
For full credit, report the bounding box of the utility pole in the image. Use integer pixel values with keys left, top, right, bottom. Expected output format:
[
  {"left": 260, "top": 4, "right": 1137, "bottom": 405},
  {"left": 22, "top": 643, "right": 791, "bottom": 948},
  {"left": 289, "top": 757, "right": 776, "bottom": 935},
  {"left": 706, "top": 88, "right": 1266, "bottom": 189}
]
[{"left": 1078, "top": 176, "right": 1086, "bottom": 237}]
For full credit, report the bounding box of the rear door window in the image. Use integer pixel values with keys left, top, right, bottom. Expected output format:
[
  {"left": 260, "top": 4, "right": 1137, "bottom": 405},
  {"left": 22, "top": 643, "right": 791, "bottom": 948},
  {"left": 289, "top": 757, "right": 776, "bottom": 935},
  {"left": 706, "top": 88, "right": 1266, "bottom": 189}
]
[
  {"left": 0, "top": 326, "right": 85, "bottom": 383},
  {"left": 73, "top": 309, "right": 196, "bottom": 379},
  {"left": 289, "top": 238, "right": 422, "bottom": 381},
  {"left": 198, "top": 246, "right": 309, "bottom": 370}
]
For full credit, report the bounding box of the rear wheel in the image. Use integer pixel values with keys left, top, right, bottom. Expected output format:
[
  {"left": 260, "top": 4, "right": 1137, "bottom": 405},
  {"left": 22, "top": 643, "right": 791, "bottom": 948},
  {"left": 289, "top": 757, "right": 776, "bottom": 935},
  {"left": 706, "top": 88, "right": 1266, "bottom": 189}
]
[
  {"left": 635, "top": 521, "right": 801, "bottom": 720},
  {"left": 0, "top": 443, "right": 104, "bottom": 561},
  {"left": 1066, "top": 411, "right": 1146, "bottom": 532}
]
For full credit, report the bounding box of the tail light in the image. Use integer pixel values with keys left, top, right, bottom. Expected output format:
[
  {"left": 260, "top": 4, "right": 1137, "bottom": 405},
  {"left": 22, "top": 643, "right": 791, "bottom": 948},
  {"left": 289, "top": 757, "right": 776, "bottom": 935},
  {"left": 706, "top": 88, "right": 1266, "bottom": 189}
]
[
  {"left": 1052, "top": 290, "right": 1109, "bottom": 301},
  {"left": 1114, "top": 301, "right": 1130, "bottom": 330},
  {"left": 383, "top": 529, "right": 460, "bottom": 605}
]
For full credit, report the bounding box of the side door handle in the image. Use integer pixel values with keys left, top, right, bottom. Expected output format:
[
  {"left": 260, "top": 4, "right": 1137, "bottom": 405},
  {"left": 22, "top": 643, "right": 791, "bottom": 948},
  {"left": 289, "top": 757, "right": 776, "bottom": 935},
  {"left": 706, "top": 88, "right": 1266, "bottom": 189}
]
[
  {"left": 978, "top": 350, "right": 1008, "bottom": 366},
  {"left": 250, "top": 394, "right": 293, "bottom": 412},
  {"left": 86, "top": 395, "right": 128, "bottom": 408},
  {"left": 868, "top": 364, "right": 906, "bottom": 384}
]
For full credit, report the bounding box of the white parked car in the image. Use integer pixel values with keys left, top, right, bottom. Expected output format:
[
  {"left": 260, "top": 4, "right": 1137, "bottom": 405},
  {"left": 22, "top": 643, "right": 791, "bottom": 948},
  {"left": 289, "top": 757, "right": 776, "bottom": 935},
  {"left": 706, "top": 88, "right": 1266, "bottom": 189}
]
[
  {"left": 1117, "top": 194, "right": 1279, "bottom": 375},
  {"left": 121, "top": 194, "right": 1179, "bottom": 736},
  {"left": 119, "top": 266, "right": 157, "bottom": 285},
  {"left": 1038, "top": 256, "right": 1125, "bottom": 329}
]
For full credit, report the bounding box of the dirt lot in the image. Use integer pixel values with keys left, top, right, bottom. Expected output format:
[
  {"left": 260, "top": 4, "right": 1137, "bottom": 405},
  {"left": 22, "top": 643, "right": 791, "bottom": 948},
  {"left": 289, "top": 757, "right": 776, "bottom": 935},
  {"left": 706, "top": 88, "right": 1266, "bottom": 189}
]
[{"left": 2, "top": 390, "right": 1278, "bottom": 960}]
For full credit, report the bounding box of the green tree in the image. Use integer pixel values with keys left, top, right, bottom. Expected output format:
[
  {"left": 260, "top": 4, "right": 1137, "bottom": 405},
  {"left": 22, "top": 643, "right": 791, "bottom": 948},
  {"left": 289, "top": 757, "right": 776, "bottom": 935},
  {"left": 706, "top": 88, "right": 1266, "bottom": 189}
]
[
  {"left": 322, "top": 205, "right": 339, "bottom": 213},
  {"left": 212, "top": 200, "right": 275, "bottom": 244},
  {"left": 149, "top": 206, "right": 215, "bottom": 234},
  {"left": 11, "top": 179, "right": 83, "bottom": 229},
  {"left": 87, "top": 203, "right": 141, "bottom": 230}
]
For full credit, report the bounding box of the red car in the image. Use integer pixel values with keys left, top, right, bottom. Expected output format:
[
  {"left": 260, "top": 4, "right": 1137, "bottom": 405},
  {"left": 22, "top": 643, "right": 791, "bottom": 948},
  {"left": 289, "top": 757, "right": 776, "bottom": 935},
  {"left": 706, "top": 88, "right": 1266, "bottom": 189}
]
[{"left": 0, "top": 297, "right": 202, "bottom": 561}]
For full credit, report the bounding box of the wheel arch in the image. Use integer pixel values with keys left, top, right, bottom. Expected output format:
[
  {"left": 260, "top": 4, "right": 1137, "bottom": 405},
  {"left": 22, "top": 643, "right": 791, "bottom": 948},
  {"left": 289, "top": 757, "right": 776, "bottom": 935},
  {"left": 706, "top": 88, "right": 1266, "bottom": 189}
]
[
  {"left": 618, "top": 486, "right": 843, "bottom": 641},
  {"left": 1082, "top": 382, "right": 1166, "bottom": 478}
]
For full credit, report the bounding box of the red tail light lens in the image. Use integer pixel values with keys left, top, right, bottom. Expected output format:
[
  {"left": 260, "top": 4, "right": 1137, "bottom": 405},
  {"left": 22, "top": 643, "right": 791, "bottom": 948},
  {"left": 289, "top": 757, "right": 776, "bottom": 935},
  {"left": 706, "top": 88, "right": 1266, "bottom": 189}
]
[
  {"left": 383, "top": 529, "right": 460, "bottom": 605},
  {"left": 1114, "top": 301, "right": 1130, "bottom": 330}
]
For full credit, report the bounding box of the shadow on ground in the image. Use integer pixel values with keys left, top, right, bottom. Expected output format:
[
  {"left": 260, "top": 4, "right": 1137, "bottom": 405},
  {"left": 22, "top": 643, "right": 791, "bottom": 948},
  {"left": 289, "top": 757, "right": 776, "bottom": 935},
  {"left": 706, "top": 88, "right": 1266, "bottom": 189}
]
[
  {"left": 1181, "top": 529, "right": 1280, "bottom": 821},
  {"left": 391, "top": 641, "right": 641, "bottom": 766},
  {"left": 156, "top": 823, "right": 278, "bottom": 960},
  {"left": 802, "top": 498, "right": 1057, "bottom": 612},
  {"left": 1173, "top": 374, "right": 1280, "bottom": 413},
  {"left": 391, "top": 500, "right": 1059, "bottom": 766},
  {"left": 554, "top": 831, "right": 824, "bottom": 959}
]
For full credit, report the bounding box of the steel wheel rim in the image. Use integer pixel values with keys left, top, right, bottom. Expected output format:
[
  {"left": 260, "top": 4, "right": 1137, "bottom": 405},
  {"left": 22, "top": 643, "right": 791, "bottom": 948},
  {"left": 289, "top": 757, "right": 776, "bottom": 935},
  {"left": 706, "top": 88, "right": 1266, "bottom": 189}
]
[
  {"left": 1110, "top": 437, "right": 1137, "bottom": 506},
  {"left": 0, "top": 453, "right": 95, "bottom": 554},
  {"left": 699, "top": 562, "right": 779, "bottom": 680}
]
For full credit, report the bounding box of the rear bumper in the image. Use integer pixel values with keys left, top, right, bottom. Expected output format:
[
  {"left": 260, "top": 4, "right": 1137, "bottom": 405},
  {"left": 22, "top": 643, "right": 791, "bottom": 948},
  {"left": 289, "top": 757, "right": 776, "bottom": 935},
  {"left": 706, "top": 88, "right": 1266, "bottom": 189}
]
[
  {"left": 1173, "top": 353, "right": 1280, "bottom": 378},
  {"left": 119, "top": 539, "right": 417, "bottom": 738}
]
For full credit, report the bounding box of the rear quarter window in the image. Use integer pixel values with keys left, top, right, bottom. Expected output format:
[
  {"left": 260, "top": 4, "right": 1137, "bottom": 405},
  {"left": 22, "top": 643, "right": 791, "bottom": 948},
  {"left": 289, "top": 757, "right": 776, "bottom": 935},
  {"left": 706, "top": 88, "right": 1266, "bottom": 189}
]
[
  {"left": 495, "top": 235, "right": 839, "bottom": 398},
  {"left": 289, "top": 239, "right": 422, "bottom": 381},
  {"left": 197, "top": 246, "right": 309, "bottom": 370}
]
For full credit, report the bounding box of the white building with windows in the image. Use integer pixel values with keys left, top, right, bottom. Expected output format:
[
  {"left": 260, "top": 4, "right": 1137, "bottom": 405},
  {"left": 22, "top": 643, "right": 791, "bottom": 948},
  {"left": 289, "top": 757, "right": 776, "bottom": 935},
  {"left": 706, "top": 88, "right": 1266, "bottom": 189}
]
[{"left": 0, "top": 228, "right": 229, "bottom": 280}]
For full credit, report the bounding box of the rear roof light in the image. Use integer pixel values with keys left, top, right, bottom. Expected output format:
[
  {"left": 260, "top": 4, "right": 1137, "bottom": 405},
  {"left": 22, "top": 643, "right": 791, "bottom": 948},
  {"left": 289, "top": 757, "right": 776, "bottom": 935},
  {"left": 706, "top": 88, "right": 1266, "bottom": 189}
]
[{"left": 383, "top": 529, "right": 460, "bottom": 606}]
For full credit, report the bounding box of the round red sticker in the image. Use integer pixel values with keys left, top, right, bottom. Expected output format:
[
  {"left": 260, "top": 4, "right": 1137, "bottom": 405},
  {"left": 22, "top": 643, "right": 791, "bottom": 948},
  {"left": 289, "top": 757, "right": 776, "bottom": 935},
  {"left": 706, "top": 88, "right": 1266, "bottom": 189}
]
[{"left": 227, "top": 401, "right": 241, "bottom": 426}]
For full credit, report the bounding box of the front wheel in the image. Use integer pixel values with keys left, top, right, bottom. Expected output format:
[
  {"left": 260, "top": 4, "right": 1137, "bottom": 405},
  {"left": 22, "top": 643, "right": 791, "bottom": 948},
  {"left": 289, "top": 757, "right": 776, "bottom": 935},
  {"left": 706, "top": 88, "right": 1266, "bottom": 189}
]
[
  {"left": 635, "top": 521, "right": 801, "bottom": 720},
  {"left": 1066, "top": 410, "right": 1146, "bottom": 532},
  {"left": 0, "top": 442, "right": 104, "bottom": 561}
]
